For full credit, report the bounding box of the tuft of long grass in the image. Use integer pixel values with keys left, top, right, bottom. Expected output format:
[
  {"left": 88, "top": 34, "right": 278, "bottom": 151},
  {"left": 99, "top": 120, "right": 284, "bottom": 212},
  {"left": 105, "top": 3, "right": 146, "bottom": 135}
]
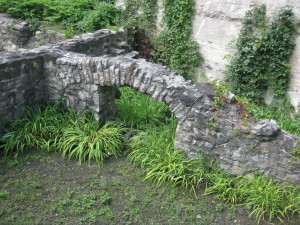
[
  {"left": 127, "top": 117, "right": 212, "bottom": 192},
  {"left": 0, "top": 104, "right": 126, "bottom": 165},
  {"left": 0, "top": 104, "right": 69, "bottom": 155},
  {"left": 116, "top": 87, "right": 171, "bottom": 129},
  {"left": 58, "top": 114, "right": 126, "bottom": 165},
  {"left": 205, "top": 174, "right": 300, "bottom": 223}
]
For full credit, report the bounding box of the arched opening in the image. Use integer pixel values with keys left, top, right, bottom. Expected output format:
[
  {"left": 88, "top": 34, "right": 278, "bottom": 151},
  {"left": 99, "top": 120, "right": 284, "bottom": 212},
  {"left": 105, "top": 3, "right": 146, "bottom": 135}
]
[
  {"left": 115, "top": 86, "right": 173, "bottom": 129},
  {"left": 114, "top": 86, "right": 177, "bottom": 165}
]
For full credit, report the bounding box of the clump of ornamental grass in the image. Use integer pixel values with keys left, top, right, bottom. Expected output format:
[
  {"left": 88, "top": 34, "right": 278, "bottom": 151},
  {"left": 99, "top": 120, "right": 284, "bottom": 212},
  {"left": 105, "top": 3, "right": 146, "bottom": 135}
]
[
  {"left": 0, "top": 104, "right": 69, "bottom": 155},
  {"left": 58, "top": 113, "right": 126, "bottom": 165},
  {"left": 127, "top": 116, "right": 213, "bottom": 193},
  {"left": 0, "top": 104, "right": 126, "bottom": 164},
  {"left": 205, "top": 174, "right": 300, "bottom": 223}
]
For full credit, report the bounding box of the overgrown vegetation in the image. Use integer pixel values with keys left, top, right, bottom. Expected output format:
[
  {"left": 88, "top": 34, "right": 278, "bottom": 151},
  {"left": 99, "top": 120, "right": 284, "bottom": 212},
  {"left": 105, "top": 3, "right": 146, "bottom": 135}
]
[
  {"left": 115, "top": 87, "right": 300, "bottom": 223},
  {"left": 121, "top": 0, "right": 203, "bottom": 78},
  {"left": 1, "top": 1, "right": 300, "bottom": 223},
  {"left": 0, "top": 104, "right": 125, "bottom": 164},
  {"left": 226, "top": 4, "right": 297, "bottom": 103},
  {"left": 115, "top": 86, "right": 171, "bottom": 129},
  {"left": 0, "top": 0, "right": 120, "bottom": 37},
  {"left": 1, "top": 87, "right": 300, "bottom": 223},
  {"left": 152, "top": 0, "right": 203, "bottom": 78}
]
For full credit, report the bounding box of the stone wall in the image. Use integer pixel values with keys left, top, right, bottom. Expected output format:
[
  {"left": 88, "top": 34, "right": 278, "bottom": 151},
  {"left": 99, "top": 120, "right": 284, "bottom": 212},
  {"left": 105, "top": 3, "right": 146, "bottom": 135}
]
[
  {"left": 0, "top": 30, "right": 131, "bottom": 122},
  {"left": 0, "top": 53, "right": 45, "bottom": 121},
  {"left": 46, "top": 51, "right": 300, "bottom": 186},
  {"left": 0, "top": 13, "right": 32, "bottom": 51},
  {"left": 1, "top": 29, "right": 299, "bottom": 186}
]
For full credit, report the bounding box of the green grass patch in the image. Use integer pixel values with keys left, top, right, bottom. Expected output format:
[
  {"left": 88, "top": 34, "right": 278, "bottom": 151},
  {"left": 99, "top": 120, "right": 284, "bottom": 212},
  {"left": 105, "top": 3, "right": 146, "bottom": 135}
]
[{"left": 115, "top": 86, "right": 171, "bottom": 129}]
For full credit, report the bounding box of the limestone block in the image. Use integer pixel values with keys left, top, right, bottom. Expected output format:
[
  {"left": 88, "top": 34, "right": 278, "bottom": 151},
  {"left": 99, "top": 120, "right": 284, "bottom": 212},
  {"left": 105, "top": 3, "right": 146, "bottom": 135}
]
[{"left": 251, "top": 119, "right": 281, "bottom": 140}]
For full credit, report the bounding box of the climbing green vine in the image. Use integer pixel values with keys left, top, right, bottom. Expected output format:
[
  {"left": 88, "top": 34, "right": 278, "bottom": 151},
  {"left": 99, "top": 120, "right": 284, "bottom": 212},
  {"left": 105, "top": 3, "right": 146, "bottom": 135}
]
[
  {"left": 153, "top": 0, "right": 203, "bottom": 78},
  {"left": 123, "top": 0, "right": 203, "bottom": 79},
  {"left": 226, "top": 4, "right": 297, "bottom": 103}
]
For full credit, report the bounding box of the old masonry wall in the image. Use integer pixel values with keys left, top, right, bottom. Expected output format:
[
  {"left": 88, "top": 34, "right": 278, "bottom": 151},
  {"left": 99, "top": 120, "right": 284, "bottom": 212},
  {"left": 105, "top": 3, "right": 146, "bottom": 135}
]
[
  {"left": 0, "top": 29, "right": 299, "bottom": 186},
  {"left": 0, "top": 30, "right": 131, "bottom": 122}
]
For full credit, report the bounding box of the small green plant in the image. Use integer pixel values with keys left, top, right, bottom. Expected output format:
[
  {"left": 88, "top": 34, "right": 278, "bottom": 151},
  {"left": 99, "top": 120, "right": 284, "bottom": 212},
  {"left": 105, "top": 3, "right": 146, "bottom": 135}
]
[
  {"left": 143, "top": 197, "right": 151, "bottom": 206},
  {"left": 99, "top": 191, "right": 111, "bottom": 205},
  {"left": 247, "top": 144, "right": 254, "bottom": 150},
  {"left": 290, "top": 145, "right": 300, "bottom": 163},
  {"left": 215, "top": 203, "right": 225, "bottom": 212},
  {"left": 228, "top": 205, "right": 237, "bottom": 213},
  {"left": 99, "top": 206, "right": 115, "bottom": 220},
  {"left": 0, "top": 191, "right": 10, "bottom": 199},
  {"left": 233, "top": 128, "right": 240, "bottom": 135},
  {"left": 209, "top": 130, "right": 216, "bottom": 136},
  {"left": 246, "top": 134, "right": 252, "bottom": 139},
  {"left": 208, "top": 80, "right": 229, "bottom": 113},
  {"left": 207, "top": 116, "right": 218, "bottom": 127}
]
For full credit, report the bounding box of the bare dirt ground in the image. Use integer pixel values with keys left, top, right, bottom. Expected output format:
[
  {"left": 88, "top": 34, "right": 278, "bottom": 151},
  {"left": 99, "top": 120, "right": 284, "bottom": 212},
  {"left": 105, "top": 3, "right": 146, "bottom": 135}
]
[{"left": 0, "top": 150, "right": 298, "bottom": 225}]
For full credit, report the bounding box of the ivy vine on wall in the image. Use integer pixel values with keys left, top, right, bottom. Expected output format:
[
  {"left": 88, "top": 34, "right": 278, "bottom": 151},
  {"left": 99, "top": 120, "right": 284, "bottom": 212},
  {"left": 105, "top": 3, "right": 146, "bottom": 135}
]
[
  {"left": 153, "top": 0, "right": 203, "bottom": 79},
  {"left": 122, "top": 0, "right": 203, "bottom": 79},
  {"left": 226, "top": 4, "right": 297, "bottom": 103}
]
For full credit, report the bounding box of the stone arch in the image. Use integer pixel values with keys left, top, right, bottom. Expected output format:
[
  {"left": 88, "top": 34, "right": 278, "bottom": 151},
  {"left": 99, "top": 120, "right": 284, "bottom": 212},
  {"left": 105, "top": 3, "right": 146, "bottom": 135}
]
[
  {"left": 45, "top": 52, "right": 208, "bottom": 122},
  {"left": 45, "top": 52, "right": 300, "bottom": 186},
  {"left": 1, "top": 29, "right": 299, "bottom": 185}
]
